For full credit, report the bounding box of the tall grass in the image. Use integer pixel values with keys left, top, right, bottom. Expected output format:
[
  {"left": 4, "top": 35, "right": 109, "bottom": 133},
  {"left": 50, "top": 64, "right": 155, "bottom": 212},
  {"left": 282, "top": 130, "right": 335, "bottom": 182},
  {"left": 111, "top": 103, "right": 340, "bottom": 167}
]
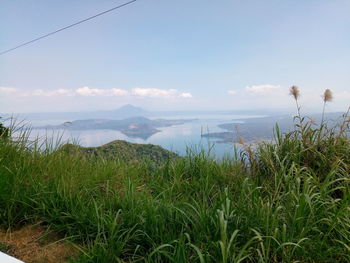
[{"left": 0, "top": 88, "right": 349, "bottom": 262}]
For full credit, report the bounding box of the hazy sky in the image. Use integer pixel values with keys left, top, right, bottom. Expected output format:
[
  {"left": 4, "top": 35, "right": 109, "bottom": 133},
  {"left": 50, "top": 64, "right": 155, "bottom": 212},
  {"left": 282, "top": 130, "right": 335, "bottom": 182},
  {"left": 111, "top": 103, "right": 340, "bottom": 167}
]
[{"left": 1, "top": 0, "right": 349, "bottom": 113}]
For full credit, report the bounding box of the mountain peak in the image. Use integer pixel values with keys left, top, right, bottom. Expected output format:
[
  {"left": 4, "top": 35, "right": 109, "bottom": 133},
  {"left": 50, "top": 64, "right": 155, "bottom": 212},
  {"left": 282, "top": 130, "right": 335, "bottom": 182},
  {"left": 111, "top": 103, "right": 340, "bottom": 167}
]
[{"left": 117, "top": 104, "right": 145, "bottom": 112}]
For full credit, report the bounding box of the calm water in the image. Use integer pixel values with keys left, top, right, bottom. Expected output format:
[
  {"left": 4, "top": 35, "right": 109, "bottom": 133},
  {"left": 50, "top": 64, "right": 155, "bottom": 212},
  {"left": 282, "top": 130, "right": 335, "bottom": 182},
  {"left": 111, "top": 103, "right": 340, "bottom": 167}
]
[{"left": 21, "top": 114, "right": 265, "bottom": 158}]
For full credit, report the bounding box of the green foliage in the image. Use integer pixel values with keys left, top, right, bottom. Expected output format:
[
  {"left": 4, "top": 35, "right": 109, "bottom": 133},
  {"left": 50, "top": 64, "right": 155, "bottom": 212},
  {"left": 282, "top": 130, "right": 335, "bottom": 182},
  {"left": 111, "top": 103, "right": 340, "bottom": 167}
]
[
  {"left": 59, "top": 140, "right": 178, "bottom": 165},
  {"left": 0, "top": 241, "right": 11, "bottom": 253},
  {"left": 245, "top": 112, "right": 350, "bottom": 185},
  {"left": 0, "top": 112, "right": 349, "bottom": 262},
  {"left": 0, "top": 118, "right": 9, "bottom": 139}
]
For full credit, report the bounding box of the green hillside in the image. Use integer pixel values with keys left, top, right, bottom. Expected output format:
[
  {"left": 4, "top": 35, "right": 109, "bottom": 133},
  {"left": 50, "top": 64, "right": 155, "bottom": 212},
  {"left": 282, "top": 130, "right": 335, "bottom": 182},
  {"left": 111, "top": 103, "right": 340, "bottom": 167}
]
[
  {"left": 60, "top": 140, "right": 178, "bottom": 164},
  {"left": 0, "top": 105, "right": 350, "bottom": 262}
]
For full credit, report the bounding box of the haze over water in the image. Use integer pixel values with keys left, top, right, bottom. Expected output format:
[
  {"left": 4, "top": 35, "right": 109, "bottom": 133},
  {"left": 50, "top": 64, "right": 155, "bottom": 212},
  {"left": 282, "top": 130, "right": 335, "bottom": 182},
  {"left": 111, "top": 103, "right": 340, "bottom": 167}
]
[{"left": 24, "top": 113, "right": 265, "bottom": 158}]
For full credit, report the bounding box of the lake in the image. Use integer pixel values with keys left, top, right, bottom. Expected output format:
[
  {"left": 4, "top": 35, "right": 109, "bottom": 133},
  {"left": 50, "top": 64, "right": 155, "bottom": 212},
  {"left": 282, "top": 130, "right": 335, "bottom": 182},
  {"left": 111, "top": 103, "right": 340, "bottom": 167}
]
[{"left": 17, "top": 114, "right": 266, "bottom": 158}]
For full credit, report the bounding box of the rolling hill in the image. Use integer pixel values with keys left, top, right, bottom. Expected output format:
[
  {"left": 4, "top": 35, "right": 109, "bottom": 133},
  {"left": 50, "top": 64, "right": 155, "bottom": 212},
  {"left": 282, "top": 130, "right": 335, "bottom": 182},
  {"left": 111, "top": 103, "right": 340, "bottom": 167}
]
[{"left": 59, "top": 140, "right": 178, "bottom": 164}]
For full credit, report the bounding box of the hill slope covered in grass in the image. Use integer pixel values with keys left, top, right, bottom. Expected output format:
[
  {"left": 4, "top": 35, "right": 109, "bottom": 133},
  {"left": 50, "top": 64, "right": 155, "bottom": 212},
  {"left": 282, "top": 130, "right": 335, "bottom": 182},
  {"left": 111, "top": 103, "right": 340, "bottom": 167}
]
[
  {"left": 60, "top": 140, "right": 178, "bottom": 164},
  {"left": 0, "top": 102, "right": 349, "bottom": 262}
]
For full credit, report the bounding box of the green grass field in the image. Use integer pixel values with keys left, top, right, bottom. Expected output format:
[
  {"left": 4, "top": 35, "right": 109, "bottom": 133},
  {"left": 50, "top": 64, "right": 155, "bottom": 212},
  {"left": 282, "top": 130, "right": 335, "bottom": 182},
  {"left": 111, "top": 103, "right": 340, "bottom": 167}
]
[{"left": 0, "top": 104, "right": 349, "bottom": 262}]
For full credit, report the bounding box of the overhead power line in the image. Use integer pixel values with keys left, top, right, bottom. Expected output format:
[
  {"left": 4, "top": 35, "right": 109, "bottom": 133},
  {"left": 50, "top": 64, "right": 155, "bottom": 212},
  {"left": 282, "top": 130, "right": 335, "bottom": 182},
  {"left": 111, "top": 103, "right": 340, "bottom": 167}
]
[{"left": 0, "top": 0, "right": 138, "bottom": 56}]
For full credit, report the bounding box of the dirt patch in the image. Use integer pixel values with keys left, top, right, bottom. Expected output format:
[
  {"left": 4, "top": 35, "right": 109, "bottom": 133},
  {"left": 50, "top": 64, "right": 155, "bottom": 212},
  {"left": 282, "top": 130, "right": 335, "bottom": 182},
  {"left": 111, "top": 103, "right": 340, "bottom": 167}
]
[{"left": 0, "top": 224, "right": 78, "bottom": 263}]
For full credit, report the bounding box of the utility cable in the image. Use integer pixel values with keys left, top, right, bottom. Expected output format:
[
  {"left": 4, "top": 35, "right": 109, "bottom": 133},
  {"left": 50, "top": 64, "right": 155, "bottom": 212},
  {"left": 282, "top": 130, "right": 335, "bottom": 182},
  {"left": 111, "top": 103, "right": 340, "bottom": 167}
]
[{"left": 0, "top": 0, "right": 138, "bottom": 56}]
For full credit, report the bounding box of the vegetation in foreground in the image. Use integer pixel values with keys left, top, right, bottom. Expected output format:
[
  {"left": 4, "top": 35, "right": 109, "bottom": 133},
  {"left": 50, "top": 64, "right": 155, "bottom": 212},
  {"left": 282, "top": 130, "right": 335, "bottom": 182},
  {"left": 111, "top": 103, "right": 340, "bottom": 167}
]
[
  {"left": 60, "top": 140, "right": 178, "bottom": 165},
  {"left": 0, "top": 88, "right": 350, "bottom": 262}
]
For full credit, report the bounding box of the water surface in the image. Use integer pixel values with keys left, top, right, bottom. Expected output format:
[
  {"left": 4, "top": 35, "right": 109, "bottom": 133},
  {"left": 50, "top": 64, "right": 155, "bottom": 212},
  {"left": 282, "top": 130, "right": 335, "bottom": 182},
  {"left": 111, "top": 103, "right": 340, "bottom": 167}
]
[{"left": 22, "top": 114, "right": 266, "bottom": 158}]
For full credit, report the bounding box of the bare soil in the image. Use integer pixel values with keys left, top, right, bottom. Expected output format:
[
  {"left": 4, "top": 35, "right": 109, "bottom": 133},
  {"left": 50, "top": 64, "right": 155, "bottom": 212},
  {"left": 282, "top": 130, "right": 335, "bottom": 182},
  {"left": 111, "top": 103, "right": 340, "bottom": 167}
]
[{"left": 0, "top": 224, "right": 78, "bottom": 263}]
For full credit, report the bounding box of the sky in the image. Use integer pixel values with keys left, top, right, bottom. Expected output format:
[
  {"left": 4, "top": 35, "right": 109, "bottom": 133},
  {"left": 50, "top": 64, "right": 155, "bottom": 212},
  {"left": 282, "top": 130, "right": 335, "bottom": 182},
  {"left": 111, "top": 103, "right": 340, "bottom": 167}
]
[{"left": 1, "top": 0, "right": 350, "bottom": 113}]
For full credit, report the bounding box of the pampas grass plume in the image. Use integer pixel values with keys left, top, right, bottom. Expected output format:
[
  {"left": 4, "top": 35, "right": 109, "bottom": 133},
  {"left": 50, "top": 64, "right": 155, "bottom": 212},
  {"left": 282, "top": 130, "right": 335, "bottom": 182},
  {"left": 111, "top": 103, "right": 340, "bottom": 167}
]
[
  {"left": 290, "top": 85, "right": 300, "bottom": 100},
  {"left": 323, "top": 89, "right": 333, "bottom": 103}
]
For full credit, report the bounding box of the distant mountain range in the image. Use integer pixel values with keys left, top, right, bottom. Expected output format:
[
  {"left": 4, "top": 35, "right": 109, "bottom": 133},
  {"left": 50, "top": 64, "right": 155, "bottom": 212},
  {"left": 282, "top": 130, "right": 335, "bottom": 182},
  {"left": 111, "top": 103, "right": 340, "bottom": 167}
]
[
  {"left": 2, "top": 104, "right": 283, "bottom": 123},
  {"left": 112, "top": 104, "right": 148, "bottom": 116},
  {"left": 38, "top": 116, "right": 195, "bottom": 140},
  {"left": 202, "top": 112, "right": 348, "bottom": 143}
]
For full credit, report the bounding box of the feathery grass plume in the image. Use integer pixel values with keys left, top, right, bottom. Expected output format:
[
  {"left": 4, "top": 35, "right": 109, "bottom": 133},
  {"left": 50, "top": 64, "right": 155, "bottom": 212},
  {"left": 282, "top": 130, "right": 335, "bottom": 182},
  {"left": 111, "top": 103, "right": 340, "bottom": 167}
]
[
  {"left": 323, "top": 89, "right": 333, "bottom": 103},
  {"left": 238, "top": 136, "right": 245, "bottom": 145},
  {"left": 289, "top": 86, "right": 301, "bottom": 114},
  {"left": 289, "top": 85, "right": 303, "bottom": 132},
  {"left": 321, "top": 89, "right": 333, "bottom": 126},
  {"left": 289, "top": 85, "right": 300, "bottom": 101}
]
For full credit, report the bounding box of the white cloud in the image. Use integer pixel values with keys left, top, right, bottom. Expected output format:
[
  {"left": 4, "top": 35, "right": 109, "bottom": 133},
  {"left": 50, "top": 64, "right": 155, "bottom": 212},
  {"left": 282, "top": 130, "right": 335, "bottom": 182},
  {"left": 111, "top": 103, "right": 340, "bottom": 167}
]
[
  {"left": 245, "top": 84, "right": 283, "bottom": 95},
  {"left": 75, "top": 87, "right": 103, "bottom": 96},
  {"left": 29, "top": 88, "right": 74, "bottom": 97},
  {"left": 334, "top": 91, "right": 350, "bottom": 108},
  {"left": 132, "top": 88, "right": 192, "bottom": 99},
  {"left": 180, "top": 92, "right": 193, "bottom": 98},
  {"left": 12, "top": 86, "right": 128, "bottom": 97},
  {"left": 228, "top": 85, "right": 285, "bottom": 97},
  {"left": 132, "top": 88, "right": 177, "bottom": 98},
  {"left": 227, "top": 90, "right": 237, "bottom": 95},
  {"left": 0, "top": 87, "right": 17, "bottom": 94},
  {"left": 336, "top": 91, "right": 350, "bottom": 99},
  {"left": 75, "top": 87, "right": 128, "bottom": 97},
  {"left": 1, "top": 86, "right": 192, "bottom": 102},
  {"left": 110, "top": 88, "right": 128, "bottom": 96}
]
